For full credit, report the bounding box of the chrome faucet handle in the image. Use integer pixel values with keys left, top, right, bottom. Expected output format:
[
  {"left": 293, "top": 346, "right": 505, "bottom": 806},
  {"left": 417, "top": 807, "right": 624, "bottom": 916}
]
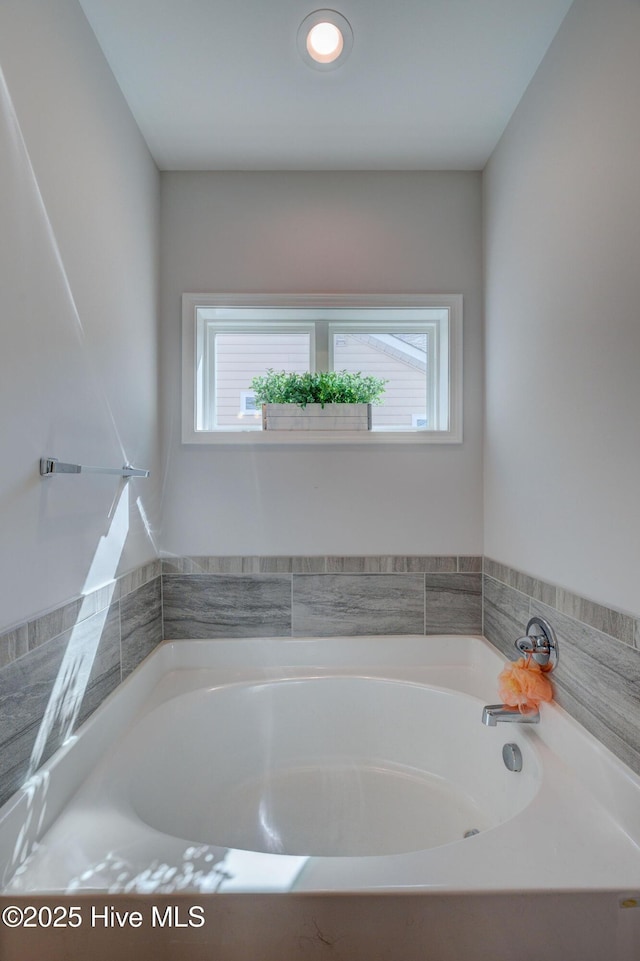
[{"left": 514, "top": 616, "right": 558, "bottom": 671}]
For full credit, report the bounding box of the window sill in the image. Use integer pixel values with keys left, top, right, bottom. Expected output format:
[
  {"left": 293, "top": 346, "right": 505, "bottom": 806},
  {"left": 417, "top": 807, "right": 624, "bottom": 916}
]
[{"left": 182, "top": 429, "right": 463, "bottom": 446}]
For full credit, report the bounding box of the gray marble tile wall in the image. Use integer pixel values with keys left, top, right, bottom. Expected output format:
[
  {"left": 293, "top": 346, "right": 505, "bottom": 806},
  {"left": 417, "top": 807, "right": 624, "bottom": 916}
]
[
  {"left": 161, "top": 556, "right": 483, "bottom": 639},
  {"left": 0, "top": 562, "right": 162, "bottom": 808},
  {"left": 483, "top": 557, "right": 640, "bottom": 776}
]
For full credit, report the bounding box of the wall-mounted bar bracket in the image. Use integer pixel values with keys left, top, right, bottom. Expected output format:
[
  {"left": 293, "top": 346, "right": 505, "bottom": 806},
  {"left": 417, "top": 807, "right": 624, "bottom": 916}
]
[{"left": 40, "top": 457, "right": 149, "bottom": 479}]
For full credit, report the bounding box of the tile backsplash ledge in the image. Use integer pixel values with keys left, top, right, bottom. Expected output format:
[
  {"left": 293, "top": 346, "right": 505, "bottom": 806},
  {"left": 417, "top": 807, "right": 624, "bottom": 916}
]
[
  {"left": 161, "top": 557, "right": 483, "bottom": 639},
  {"left": 0, "top": 561, "right": 162, "bottom": 668},
  {"left": 483, "top": 556, "right": 640, "bottom": 776},
  {"left": 484, "top": 558, "right": 639, "bottom": 650},
  {"left": 0, "top": 561, "right": 162, "bottom": 807}
]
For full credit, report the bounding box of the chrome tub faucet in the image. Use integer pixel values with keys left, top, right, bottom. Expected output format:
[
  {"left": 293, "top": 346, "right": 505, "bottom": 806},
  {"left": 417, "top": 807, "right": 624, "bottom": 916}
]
[
  {"left": 482, "top": 617, "right": 559, "bottom": 727},
  {"left": 481, "top": 704, "right": 540, "bottom": 726}
]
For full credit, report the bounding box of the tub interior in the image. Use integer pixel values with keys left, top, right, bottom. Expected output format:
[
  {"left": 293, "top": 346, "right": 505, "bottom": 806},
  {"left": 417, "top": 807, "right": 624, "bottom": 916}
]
[{"left": 118, "top": 676, "right": 540, "bottom": 857}]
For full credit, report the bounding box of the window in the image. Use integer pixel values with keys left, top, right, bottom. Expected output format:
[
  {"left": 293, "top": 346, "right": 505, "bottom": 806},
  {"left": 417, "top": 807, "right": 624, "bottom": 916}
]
[{"left": 182, "top": 294, "right": 462, "bottom": 444}]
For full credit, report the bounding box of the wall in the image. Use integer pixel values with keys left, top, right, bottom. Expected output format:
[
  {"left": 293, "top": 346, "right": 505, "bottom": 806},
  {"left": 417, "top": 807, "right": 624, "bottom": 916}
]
[
  {"left": 0, "top": 0, "right": 161, "bottom": 632},
  {"left": 483, "top": 0, "right": 640, "bottom": 774},
  {"left": 483, "top": 0, "right": 640, "bottom": 617},
  {"left": 159, "top": 171, "right": 483, "bottom": 558},
  {"left": 0, "top": 0, "right": 162, "bottom": 805}
]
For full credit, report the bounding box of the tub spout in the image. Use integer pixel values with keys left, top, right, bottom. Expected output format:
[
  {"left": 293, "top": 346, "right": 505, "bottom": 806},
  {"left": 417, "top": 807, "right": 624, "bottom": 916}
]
[{"left": 482, "top": 704, "right": 540, "bottom": 726}]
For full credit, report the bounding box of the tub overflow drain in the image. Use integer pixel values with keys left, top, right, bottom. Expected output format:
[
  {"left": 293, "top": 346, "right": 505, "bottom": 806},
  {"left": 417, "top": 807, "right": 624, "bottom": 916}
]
[{"left": 502, "top": 742, "right": 523, "bottom": 772}]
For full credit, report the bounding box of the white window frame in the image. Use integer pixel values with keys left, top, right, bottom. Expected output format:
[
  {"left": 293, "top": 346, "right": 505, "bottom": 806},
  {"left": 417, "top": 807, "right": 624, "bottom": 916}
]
[
  {"left": 182, "top": 293, "right": 463, "bottom": 445},
  {"left": 328, "top": 323, "right": 442, "bottom": 432},
  {"left": 198, "top": 320, "right": 315, "bottom": 431}
]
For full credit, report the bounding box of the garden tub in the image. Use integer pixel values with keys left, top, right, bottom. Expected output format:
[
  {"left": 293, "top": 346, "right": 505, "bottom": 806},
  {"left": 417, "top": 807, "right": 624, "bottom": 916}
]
[{"left": 1, "top": 635, "right": 639, "bottom": 960}]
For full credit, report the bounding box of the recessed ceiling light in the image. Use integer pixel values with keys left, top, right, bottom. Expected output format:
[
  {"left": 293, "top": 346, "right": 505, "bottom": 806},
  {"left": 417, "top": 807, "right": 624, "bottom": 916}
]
[
  {"left": 307, "top": 22, "right": 343, "bottom": 62},
  {"left": 297, "top": 10, "right": 353, "bottom": 70}
]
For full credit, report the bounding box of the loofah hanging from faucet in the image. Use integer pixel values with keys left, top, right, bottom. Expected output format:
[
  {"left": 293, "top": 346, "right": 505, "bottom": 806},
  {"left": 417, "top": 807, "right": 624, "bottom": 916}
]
[{"left": 497, "top": 656, "right": 554, "bottom": 715}]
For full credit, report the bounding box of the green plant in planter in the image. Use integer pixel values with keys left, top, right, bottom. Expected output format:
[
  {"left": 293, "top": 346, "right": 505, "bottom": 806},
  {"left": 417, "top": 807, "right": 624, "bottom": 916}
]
[{"left": 251, "top": 370, "right": 387, "bottom": 408}]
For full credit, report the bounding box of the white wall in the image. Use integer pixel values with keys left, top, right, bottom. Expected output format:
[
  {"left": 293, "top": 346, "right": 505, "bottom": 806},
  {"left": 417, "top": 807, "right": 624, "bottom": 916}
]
[
  {"left": 159, "top": 171, "right": 483, "bottom": 557},
  {"left": 484, "top": 0, "right": 640, "bottom": 614},
  {"left": 0, "top": 0, "right": 160, "bottom": 631}
]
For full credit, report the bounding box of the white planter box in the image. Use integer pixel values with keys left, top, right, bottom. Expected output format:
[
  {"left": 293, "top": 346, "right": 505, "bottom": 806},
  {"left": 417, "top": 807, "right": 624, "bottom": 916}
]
[{"left": 262, "top": 403, "right": 372, "bottom": 431}]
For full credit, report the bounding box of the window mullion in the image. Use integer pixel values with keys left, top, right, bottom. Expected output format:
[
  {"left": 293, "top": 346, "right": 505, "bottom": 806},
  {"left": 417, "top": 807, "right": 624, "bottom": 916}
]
[
  {"left": 204, "top": 324, "right": 216, "bottom": 431},
  {"left": 314, "top": 320, "right": 329, "bottom": 372},
  {"left": 427, "top": 324, "right": 437, "bottom": 430}
]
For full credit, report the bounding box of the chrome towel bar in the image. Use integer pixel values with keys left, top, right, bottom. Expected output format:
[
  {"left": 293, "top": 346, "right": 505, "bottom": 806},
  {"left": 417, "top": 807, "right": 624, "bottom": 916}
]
[{"left": 40, "top": 457, "right": 149, "bottom": 479}]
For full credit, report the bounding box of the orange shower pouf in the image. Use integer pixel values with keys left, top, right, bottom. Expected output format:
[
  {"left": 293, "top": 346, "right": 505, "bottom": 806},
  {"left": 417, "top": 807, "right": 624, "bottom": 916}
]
[{"left": 497, "top": 657, "right": 554, "bottom": 714}]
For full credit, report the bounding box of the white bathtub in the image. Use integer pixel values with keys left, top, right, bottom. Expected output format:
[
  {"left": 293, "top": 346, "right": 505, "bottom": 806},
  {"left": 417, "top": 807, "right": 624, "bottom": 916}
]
[{"left": 2, "top": 634, "right": 640, "bottom": 960}]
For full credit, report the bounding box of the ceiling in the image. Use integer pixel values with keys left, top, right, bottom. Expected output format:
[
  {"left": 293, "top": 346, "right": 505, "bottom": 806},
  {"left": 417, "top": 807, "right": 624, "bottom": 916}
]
[{"left": 77, "top": 0, "right": 574, "bottom": 171}]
